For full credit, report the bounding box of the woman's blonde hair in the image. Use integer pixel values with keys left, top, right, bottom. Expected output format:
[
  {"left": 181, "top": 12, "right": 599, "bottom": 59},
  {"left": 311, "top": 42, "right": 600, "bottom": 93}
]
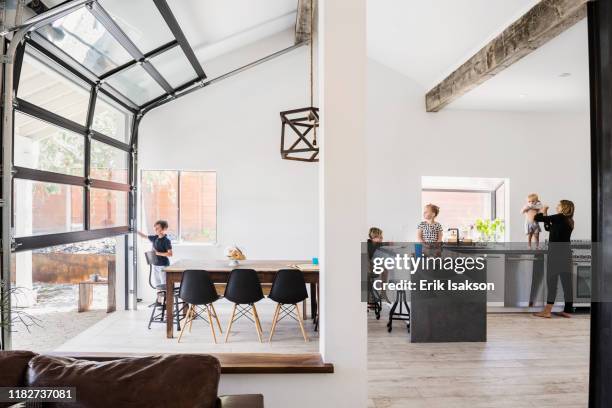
[
  {"left": 558, "top": 200, "right": 575, "bottom": 218},
  {"left": 425, "top": 203, "right": 440, "bottom": 217},
  {"left": 368, "top": 227, "right": 383, "bottom": 239}
]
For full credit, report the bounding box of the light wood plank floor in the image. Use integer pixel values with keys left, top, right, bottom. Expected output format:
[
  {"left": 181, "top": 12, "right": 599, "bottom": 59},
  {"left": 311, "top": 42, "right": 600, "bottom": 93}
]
[
  {"left": 55, "top": 298, "right": 318, "bottom": 354},
  {"left": 368, "top": 310, "right": 590, "bottom": 408}
]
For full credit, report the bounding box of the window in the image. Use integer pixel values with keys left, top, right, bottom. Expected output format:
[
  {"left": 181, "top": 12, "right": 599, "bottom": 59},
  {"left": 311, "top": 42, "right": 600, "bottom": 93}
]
[
  {"left": 90, "top": 188, "right": 129, "bottom": 229},
  {"left": 90, "top": 140, "right": 129, "bottom": 183},
  {"left": 37, "top": 7, "right": 132, "bottom": 76},
  {"left": 17, "top": 49, "right": 91, "bottom": 125},
  {"left": 14, "top": 112, "right": 85, "bottom": 177},
  {"left": 421, "top": 190, "right": 492, "bottom": 232},
  {"left": 421, "top": 176, "right": 507, "bottom": 240},
  {"left": 14, "top": 180, "right": 84, "bottom": 237},
  {"left": 141, "top": 170, "right": 216, "bottom": 243},
  {"left": 105, "top": 64, "right": 165, "bottom": 106},
  {"left": 12, "top": 49, "right": 133, "bottom": 242},
  {"left": 92, "top": 93, "right": 132, "bottom": 143}
]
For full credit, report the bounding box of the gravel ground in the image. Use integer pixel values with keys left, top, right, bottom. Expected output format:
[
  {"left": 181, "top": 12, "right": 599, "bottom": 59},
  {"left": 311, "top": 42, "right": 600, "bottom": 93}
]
[{"left": 10, "top": 284, "right": 109, "bottom": 352}]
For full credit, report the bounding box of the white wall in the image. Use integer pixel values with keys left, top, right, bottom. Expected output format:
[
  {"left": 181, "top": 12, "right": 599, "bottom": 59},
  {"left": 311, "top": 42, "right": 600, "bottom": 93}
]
[
  {"left": 139, "top": 3, "right": 368, "bottom": 405},
  {"left": 366, "top": 59, "right": 591, "bottom": 242},
  {"left": 139, "top": 31, "right": 319, "bottom": 267}
]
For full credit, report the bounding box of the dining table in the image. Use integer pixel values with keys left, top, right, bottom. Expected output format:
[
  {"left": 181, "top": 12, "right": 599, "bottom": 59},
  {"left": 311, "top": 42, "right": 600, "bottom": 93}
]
[{"left": 163, "top": 259, "right": 320, "bottom": 338}]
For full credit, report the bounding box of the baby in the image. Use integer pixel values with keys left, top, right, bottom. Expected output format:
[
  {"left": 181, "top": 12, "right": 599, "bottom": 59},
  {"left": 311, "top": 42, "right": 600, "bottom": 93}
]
[{"left": 521, "top": 193, "right": 543, "bottom": 248}]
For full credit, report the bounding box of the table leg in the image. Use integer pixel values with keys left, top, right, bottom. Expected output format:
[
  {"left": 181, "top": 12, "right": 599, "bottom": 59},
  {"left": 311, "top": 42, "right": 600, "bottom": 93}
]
[
  {"left": 166, "top": 274, "right": 175, "bottom": 338},
  {"left": 303, "top": 300, "right": 307, "bottom": 320},
  {"left": 310, "top": 283, "right": 317, "bottom": 321},
  {"left": 78, "top": 283, "right": 93, "bottom": 313}
]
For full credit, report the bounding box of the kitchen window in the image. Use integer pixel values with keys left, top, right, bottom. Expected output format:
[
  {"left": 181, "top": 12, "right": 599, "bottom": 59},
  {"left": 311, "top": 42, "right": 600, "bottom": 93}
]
[
  {"left": 141, "top": 170, "right": 217, "bottom": 244},
  {"left": 421, "top": 176, "right": 508, "bottom": 240}
]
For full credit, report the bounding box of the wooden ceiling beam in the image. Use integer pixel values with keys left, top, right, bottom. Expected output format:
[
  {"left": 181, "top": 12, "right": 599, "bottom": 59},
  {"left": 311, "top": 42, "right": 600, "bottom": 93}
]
[
  {"left": 425, "top": 0, "right": 588, "bottom": 112},
  {"left": 295, "top": 0, "right": 316, "bottom": 44}
]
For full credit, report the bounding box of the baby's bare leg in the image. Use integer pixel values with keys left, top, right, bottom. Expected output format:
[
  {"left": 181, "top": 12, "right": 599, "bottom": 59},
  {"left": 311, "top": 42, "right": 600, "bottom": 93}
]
[
  {"left": 527, "top": 233, "right": 533, "bottom": 247},
  {"left": 533, "top": 232, "right": 540, "bottom": 248}
]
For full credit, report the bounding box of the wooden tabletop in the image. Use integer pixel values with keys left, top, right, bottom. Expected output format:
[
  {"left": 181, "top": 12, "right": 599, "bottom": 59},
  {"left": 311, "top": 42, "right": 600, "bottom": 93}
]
[{"left": 165, "top": 259, "right": 319, "bottom": 273}]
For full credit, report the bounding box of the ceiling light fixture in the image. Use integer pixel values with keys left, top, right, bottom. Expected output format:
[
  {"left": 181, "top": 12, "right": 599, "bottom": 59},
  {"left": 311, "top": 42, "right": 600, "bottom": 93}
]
[
  {"left": 279, "top": 0, "right": 319, "bottom": 162},
  {"left": 560, "top": 72, "right": 572, "bottom": 77}
]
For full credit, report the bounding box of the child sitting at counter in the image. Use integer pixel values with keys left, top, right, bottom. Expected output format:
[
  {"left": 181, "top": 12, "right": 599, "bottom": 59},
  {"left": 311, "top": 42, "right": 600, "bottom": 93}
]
[
  {"left": 417, "top": 204, "right": 443, "bottom": 243},
  {"left": 367, "top": 227, "right": 384, "bottom": 259}
]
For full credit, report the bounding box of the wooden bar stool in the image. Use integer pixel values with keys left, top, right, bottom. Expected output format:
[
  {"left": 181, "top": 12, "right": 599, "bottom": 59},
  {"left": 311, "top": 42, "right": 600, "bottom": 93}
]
[
  {"left": 268, "top": 269, "right": 309, "bottom": 342},
  {"left": 145, "top": 251, "right": 184, "bottom": 330},
  {"left": 223, "top": 269, "right": 264, "bottom": 343}
]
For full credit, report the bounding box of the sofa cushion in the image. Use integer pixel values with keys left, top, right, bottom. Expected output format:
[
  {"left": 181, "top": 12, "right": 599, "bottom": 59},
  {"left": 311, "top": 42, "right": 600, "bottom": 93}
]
[
  {"left": 0, "top": 351, "right": 36, "bottom": 387},
  {"left": 0, "top": 351, "right": 37, "bottom": 408},
  {"left": 27, "top": 354, "right": 221, "bottom": 408}
]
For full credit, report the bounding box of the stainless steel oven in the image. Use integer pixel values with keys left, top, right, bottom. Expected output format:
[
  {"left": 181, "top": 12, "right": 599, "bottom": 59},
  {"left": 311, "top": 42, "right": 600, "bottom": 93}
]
[{"left": 572, "top": 254, "right": 591, "bottom": 306}]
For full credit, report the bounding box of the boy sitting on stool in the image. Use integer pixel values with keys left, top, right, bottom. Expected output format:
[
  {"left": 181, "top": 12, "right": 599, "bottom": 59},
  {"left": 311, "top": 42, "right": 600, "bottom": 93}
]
[{"left": 138, "top": 219, "right": 173, "bottom": 288}]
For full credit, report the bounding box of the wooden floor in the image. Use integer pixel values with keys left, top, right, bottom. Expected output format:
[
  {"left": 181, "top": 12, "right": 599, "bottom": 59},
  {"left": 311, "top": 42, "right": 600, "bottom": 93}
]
[{"left": 368, "top": 311, "right": 590, "bottom": 408}]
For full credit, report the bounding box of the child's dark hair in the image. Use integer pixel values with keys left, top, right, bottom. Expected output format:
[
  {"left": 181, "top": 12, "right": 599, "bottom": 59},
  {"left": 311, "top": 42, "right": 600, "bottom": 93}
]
[{"left": 154, "top": 220, "right": 169, "bottom": 229}]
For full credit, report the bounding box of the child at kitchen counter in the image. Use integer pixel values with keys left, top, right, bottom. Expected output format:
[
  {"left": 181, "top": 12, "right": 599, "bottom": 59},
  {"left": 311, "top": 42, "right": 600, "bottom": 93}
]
[
  {"left": 367, "top": 227, "right": 384, "bottom": 259},
  {"left": 522, "top": 193, "right": 544, "bottom": 248},
  {"left": 417, "top": 204, "right": 443, "bottom": 243}
]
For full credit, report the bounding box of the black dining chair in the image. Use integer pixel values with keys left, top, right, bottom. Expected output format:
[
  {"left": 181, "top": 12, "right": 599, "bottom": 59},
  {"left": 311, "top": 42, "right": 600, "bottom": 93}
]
[
  {"left": 145, "top": 251, "right": 184, "bottom": 331},
  {"left": 268, "top": 269, "right": 309, "bottom": 342},
  {"left": 177, "top": 270, "right": 223, "bottom": 343},
  {"left": 223, "top": 269, "right": 264, "bottom": 343}
]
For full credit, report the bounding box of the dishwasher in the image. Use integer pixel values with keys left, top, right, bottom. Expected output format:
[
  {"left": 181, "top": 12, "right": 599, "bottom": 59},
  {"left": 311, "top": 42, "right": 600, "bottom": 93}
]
[{"left": 504, "top": 254, "right": 545, "bottom": 307}]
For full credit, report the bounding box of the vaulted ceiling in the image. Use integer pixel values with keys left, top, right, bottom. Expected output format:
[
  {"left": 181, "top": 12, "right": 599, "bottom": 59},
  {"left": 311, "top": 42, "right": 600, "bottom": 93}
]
[{"left": 367, "top": 0, "right": 589, "bottom": 112}]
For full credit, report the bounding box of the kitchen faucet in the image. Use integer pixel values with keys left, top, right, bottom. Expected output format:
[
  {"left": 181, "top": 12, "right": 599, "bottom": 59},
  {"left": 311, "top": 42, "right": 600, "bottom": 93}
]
[{"left": 447, "top": 228, "right": 460, "bottom": 243}]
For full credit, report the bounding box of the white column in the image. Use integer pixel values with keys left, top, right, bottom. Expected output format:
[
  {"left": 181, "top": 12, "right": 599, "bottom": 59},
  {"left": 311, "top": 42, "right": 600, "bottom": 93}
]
[{"left": 319, "top": 0, "right": 367, "bottom": 407}]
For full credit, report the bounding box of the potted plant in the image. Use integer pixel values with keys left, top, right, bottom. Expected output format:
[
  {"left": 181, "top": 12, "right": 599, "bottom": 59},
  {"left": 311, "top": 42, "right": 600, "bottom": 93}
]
[{"left": 474, "top": 218, "right": 505, "bottom": 242}]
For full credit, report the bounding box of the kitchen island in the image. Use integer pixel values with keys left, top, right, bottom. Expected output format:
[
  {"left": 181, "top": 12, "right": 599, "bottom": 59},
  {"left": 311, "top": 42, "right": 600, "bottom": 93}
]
[{"left": 373, "top": 243, "right": 584, "bottom": 343}]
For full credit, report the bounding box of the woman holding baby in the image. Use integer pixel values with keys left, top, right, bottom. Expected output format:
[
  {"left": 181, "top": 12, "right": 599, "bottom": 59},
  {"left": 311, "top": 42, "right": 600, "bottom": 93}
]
[{"left": 530, "top": 198, "right": 576, "bottom": 318}]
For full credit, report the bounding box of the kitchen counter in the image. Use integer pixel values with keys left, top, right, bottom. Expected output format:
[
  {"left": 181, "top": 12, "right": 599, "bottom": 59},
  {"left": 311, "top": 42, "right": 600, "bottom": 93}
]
[{"left": 442, "top": 242, "right": 547, "bottom": 254}]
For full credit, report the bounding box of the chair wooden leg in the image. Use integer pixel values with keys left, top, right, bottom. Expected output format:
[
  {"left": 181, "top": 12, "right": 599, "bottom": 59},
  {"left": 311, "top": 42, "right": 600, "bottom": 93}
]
[
  {"left": 188, "top": 306, "right": 195, "bottom": 333},
  {"left": 268, "top": 303, "right": 281, "bottom": 342},
  {"left": 206, "top": 305, "right": 217, "bottom": 344},
  {"left": 178, "top": 305, "right": 193, "bottom": 343},
  {"left": 251, "top": 304, "right": 263, "bottom": 343},
  {"left": 225, "top": 304, "right": 237, "bottom": 343},
  {"left": 210, "top": 303, "right": 223, "bottom": 334},
  {"left": 295, "top": 304, "right": 309, "bottom": 342}
]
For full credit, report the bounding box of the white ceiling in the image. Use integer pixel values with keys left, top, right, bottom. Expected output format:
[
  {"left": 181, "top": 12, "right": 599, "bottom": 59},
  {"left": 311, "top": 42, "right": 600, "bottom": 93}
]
[
  {"left": 167, "top": 0, "right": 297, "bottom": 61},
  {"left": 367, "top": 0, "right": 590, "bottom": 112},
  {"left": 448, "top": 19, "right": 589, "bottom": 112},
  {"left": 367, "top": 0, "right": 539, "bottom": 90}
]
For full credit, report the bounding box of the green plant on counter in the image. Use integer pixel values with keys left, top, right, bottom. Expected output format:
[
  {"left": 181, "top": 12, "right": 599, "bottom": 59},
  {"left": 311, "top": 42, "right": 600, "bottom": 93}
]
[{"left": 474, "top": 218, "right": 505, "bottom": 242}]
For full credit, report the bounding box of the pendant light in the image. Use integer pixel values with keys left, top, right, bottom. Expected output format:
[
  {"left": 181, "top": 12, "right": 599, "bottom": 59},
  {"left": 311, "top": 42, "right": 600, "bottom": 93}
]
[{"left": 280, "top": 0, "right": 319, "bottom": 162}]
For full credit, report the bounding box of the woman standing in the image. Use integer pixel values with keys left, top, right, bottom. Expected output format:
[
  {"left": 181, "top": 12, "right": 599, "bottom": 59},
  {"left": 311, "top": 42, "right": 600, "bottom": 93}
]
[{"left": 533, "top": 200, "right": 575, "bottom": 318}]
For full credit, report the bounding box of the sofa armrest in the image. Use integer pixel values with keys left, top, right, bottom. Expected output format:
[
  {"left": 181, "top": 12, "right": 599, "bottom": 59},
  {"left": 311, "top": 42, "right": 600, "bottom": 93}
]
[{"left": 217, "top": 394, "right": 264, "bottom": 408}]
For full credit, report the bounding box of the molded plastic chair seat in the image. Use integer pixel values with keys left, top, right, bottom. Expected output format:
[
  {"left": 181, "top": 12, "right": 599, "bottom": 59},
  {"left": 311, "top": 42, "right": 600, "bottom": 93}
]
[
  {"left": 223, "top": 269, "right": 264, "bottom": 342},
  {"left": 177, "top": 270, "right": 222, "bottom": 343},
  {"left": 268, "top": 269, "right": 309, "bottom": 342}
]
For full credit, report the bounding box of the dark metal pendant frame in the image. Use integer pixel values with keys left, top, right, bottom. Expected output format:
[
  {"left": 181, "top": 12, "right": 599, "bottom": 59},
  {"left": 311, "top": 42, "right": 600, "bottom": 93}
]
[{"left": 280, "top": 106, "right": 320, "bottom": 162}]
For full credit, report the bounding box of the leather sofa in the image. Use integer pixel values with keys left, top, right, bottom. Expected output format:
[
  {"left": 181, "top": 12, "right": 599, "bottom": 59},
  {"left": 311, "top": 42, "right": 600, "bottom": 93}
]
[{"left": 0, "top": 351, "right": 263, "bottom": 408}]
